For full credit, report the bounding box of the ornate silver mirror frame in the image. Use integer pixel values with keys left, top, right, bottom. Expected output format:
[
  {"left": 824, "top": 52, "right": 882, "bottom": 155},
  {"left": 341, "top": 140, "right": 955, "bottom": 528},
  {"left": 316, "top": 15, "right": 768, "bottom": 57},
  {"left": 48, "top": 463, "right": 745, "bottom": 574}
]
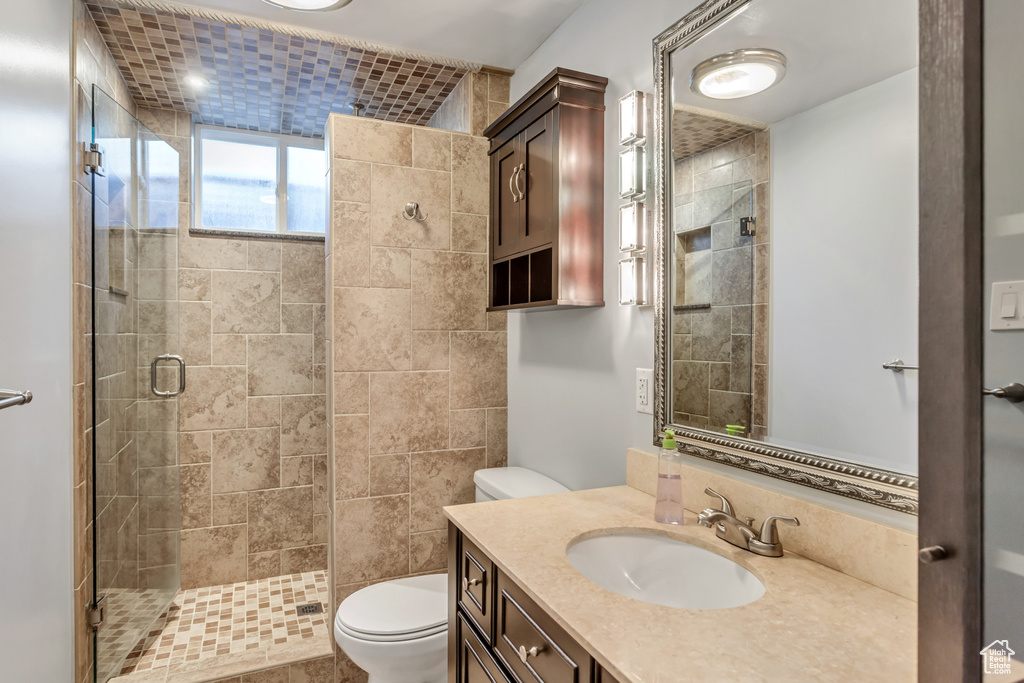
[{"left": 651, "top": 0, "right": 919, "bottom": 514}]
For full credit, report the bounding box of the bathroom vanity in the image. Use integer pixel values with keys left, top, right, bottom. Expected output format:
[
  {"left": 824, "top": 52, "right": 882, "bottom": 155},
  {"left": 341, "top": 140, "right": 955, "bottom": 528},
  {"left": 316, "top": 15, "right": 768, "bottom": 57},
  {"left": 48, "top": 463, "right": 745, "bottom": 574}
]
[{"left": 444, "top": 482, "right": 916, "bottom": 682}]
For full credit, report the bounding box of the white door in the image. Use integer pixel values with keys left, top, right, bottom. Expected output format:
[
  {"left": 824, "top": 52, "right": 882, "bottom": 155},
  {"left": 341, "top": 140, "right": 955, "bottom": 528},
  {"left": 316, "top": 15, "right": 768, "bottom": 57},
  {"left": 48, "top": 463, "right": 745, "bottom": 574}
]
[{"left": 0, "top": 1, "right": 75, "bottom": 680}]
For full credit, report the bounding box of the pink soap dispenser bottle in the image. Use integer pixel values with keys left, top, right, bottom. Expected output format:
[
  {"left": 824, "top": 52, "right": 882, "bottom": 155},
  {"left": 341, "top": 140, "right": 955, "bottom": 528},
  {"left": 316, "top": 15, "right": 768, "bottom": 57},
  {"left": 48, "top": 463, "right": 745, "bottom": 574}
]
[{"left": 654, "top": 429, "right": 685, "bottom": 524}]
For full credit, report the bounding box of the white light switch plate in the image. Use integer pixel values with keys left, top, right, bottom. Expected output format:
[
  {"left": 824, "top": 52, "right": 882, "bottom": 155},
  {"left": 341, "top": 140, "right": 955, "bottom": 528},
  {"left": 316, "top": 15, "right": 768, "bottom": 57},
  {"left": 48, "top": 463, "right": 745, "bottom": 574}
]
[
  {"left": 990, "top": 281, "right": 1024, "bottom": 330},
  {"left": 636, "top": 368, "right": 653, "bottom": 414}
]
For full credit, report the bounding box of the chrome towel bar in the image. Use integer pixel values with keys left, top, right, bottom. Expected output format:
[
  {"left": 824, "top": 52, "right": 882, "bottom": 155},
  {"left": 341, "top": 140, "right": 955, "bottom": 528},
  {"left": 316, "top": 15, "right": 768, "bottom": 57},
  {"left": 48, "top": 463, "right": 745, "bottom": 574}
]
[
  {"left": 882, "top": 358, "right": 918, "bottom": 373},
  {"left": 0, "top": 388, "right": 33, "bottom": 411}
]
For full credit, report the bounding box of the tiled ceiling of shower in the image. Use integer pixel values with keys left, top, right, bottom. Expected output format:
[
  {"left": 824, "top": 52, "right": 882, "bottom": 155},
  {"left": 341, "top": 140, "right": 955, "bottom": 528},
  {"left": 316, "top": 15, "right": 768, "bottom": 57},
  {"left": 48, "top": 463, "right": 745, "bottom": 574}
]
[
  {"left": 671, "top": 107, "right": 765, "bottom": 160},
  {"left": 86, "top": 1, "right": 469, "bottom": 137}
]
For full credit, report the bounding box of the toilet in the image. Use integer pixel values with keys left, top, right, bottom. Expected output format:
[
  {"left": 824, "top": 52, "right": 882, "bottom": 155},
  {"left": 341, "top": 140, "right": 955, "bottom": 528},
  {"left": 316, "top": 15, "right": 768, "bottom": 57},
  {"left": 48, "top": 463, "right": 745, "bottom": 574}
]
[{"left": 333, "top": 467, "right": 569, "bottom": 683}]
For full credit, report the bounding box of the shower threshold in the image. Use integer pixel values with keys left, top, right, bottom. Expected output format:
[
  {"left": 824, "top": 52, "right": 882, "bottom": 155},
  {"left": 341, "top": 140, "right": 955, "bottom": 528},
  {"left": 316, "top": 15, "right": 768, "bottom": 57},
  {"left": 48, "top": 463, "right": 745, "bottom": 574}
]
[{"left": 110, "top": 570, "right": 333, "bottom": 682}]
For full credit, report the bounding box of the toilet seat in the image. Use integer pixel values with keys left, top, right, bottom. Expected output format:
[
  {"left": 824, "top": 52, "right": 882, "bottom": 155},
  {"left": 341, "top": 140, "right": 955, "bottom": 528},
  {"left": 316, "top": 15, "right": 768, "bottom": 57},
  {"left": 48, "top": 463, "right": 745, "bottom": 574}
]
[{"left": 335, "top": 574, "right": 448, "bottom": 643}]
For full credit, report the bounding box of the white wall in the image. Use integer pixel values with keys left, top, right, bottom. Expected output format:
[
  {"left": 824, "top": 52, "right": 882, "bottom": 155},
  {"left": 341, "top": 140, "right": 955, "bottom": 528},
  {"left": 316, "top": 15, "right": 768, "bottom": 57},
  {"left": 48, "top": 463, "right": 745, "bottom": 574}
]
[
  {"left": 0, "top": 0, "right": 75, "bottom": 679},
  {"left": 506, "top": 0, "right": 705, "bottom": 491},
  {"left": 769, "top": 69, "right": 919, "bottom": 474}
]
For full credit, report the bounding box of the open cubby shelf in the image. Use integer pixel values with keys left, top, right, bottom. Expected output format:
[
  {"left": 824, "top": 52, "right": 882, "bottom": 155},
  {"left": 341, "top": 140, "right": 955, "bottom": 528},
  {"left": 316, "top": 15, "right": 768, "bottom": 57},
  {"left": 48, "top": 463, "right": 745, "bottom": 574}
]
[{"left": 491, "top": 247, "right": 554, "bottom": 308}]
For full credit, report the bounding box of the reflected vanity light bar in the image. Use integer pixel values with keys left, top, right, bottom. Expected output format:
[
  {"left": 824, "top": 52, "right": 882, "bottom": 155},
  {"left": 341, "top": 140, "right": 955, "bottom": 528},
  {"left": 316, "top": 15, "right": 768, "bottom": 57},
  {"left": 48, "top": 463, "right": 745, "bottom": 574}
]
[
  {"left": 261, "top": 0, "right": 354, "bottom": 10},
  {"left": 690, "top": 48, "right": 786, "bottom": 100},
  {"left": 618, "top": 90, "right": 647, "bottom": 145},
  {"left": 619, "top": 146, "right": 646, "bottom": 199},
  {"left": 618, "top": 255, "right": 647, "bottom": 306},
  {"left": 619, "top": 200, "right": 646, "bottom": 252}
]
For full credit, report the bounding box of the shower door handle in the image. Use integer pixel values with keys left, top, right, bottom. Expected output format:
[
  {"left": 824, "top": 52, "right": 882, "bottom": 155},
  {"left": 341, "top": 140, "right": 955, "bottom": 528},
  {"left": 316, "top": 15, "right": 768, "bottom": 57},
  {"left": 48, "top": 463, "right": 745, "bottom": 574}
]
[{"left": 151, "top": 354, "right": 186, "bottom": 398}]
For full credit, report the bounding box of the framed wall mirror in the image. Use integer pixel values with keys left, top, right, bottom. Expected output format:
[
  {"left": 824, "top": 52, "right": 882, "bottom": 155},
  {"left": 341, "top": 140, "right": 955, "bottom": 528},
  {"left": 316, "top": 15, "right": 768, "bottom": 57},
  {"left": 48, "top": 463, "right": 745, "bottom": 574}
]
[{"left": 652, "top": 0, "right": 919, "bottom": 512}]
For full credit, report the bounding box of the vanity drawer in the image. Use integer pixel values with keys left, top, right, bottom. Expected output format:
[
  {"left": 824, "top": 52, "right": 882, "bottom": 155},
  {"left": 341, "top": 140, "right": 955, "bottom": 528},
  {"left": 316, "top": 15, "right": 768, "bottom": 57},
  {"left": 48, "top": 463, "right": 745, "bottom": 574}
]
[
  {"left": 494, "top": 571, "right": 592, "bottom": 683},
  {"left": 458, "top": 612, "right": 513, "bottom": 683},
  {"left": 459, "top": 533, "right": 494, "bottom": 643}
]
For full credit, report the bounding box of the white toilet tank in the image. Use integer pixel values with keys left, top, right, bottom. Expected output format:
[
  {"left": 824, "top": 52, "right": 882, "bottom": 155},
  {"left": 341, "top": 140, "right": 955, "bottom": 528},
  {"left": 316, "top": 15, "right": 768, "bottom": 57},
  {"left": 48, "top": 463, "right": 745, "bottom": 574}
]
[{"left": 474, "top": 467, "right": 569, "bottom": 502}]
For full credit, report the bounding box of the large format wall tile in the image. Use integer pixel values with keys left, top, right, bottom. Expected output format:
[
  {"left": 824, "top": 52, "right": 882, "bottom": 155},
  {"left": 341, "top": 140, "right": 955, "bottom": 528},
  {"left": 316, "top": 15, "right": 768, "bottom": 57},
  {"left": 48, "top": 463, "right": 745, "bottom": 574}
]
[
  {"left": 179, "top": 366, "right": 247, "bottom": 431},
  {"left": 331, "top": 116, "right": 413, "bottom": 167},
  {"left": 281, "top": 395, "right": 328, "bottom": 456},
  {"left": 450, "top": 332, "right": 507, "bottom": 409},
  {"left": 410, "top": 448, "right": 486, "bottom": 533},
  {"left": 328, "top": 114, "right": 504, "bottom": 615},
  {"left": 211, "top": 427, "right": 281, "bottom": 493},
  {"left": 410, "top": 250, "right": 487, "bottom": 330},
  {"left": 247, "top": 335, "right": 314, "bottom": 396},
  {"left": 370, "top": 165, "right": 452, "bottom": 250},
  {"left": 332, "top": 288, "right": 410, "bottom": 371},
  {"left": 180, "top": 525, "right": 247, "bottom": 587},
  {"left": 212, "top": 270, "right": 281, "bottom": 334},
  {"left": 334, "top": 495, "right": 409, "bottom": 584},
  {"left": 283, "top": 243, "right": 326, "bottom": 303},
  {"left": 368, "top": 372, "right": 449, "bottom": 454},
  {"left": 248, "top": 486, "right": 315, "bottom": 553}
]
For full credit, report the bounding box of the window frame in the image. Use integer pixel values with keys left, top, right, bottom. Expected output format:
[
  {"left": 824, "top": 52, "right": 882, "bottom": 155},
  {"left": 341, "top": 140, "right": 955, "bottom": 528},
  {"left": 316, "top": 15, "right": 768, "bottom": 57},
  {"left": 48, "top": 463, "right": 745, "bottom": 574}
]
[{"left": 194, "top": 124, "right": 326, "bottom": 237}]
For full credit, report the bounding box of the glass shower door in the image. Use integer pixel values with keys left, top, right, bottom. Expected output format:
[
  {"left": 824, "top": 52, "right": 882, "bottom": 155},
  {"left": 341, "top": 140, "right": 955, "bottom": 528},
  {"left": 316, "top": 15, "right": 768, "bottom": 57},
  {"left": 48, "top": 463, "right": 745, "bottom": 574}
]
[{"left": 91, "top": 86, "right": 182, "bottom": 682}]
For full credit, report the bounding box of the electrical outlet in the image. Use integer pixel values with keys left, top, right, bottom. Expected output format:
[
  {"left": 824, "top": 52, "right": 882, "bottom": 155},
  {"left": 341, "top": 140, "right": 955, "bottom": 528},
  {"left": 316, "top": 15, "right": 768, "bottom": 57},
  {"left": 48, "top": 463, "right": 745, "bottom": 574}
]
[{"left": 636, "top": 368, "right": 653, "bottom": 414}]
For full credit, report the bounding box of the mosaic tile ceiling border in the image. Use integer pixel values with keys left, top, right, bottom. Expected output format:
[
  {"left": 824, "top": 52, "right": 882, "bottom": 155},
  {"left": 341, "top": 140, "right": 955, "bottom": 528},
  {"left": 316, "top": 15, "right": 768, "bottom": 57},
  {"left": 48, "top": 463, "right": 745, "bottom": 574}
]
[
  {"left": 671, "top": 105, "right": 765, "bottom": 160},
  {"left": 87, "top": 0, "right": 472, "bottom": 137}
]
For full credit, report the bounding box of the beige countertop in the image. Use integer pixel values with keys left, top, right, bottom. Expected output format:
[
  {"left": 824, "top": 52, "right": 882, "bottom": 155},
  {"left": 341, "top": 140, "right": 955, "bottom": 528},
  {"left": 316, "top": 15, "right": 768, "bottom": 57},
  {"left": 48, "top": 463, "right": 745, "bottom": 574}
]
[{"left": 444, "top": 485, "right": 916, "bottom": 683}]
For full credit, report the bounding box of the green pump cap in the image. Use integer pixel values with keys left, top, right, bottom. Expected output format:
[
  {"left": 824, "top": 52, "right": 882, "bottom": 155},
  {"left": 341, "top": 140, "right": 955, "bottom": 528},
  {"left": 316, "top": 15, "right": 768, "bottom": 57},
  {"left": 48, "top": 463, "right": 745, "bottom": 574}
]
[{"left": 662, "top": 429, "right": 676, "bottom": 449}]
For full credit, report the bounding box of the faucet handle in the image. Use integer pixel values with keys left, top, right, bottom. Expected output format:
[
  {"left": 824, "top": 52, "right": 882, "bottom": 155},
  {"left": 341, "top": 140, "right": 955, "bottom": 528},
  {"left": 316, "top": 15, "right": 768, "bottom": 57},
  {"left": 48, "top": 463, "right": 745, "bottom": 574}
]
[
  {"left": 757, "top": 515, "right": 800, "bottom": 544},
  {"left": 703, "top": 487, "right": 734, "bottom": 516}
]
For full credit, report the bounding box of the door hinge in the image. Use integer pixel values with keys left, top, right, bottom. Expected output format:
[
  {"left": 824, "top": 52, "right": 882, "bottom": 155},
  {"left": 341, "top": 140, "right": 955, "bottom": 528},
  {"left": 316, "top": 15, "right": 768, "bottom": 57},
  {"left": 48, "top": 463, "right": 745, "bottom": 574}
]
[
  {"left": 84, "top": 143, "right": 106, "bottom": 177},
  {"left": 89, "top": 596, "right": 106, "bottom": 630},
  {"left": 740, "top": 216, "right": 756, "bottom": 237}
]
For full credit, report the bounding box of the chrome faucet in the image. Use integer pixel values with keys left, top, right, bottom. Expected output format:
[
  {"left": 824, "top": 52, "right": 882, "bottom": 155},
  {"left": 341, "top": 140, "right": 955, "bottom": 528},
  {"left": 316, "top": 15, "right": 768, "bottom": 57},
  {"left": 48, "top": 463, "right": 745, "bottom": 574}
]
[{"left": 697, "top": 488, "right": 800, "bottom": 558}]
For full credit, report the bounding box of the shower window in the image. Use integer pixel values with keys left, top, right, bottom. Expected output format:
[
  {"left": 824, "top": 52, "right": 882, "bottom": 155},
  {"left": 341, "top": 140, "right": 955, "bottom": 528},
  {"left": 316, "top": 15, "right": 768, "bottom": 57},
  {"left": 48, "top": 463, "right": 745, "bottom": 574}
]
[{"left": 195, "top": 125, "right": 326, "bottom": 236}]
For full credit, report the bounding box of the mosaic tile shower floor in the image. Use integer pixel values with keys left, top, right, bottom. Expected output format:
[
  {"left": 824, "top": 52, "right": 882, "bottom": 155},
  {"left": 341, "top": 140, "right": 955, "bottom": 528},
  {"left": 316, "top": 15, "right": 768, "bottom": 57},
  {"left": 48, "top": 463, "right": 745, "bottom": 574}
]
[{"left": 119, "top": 571, "right": 330, "bottom": 676}]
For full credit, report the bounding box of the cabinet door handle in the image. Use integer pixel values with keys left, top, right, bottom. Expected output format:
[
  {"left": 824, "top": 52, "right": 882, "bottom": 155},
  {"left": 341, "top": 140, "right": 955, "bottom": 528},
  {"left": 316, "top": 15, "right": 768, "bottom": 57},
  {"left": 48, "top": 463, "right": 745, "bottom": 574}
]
[
  {"left": 518, "top": 644, "right": 543, "bottom": 663},
  {"left": 462, "top": 576, "right": 481, "bottom": 591},
  {"left": 509, "top": 166, "right": 520, "bottom": 203},
  {"left": 515, "top": 163, "right": 526, "bottom": 200}
]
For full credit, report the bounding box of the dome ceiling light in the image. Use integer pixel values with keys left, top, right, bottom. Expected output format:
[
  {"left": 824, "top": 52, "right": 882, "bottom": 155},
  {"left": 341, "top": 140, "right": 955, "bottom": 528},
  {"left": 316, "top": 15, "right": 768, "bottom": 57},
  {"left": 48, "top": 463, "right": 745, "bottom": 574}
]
[
  {"left": 260, "top": 0, "right": 355, "bottom": 11},
  {"left": 690, "top": 48, "right": 786, "bottom": 100}
]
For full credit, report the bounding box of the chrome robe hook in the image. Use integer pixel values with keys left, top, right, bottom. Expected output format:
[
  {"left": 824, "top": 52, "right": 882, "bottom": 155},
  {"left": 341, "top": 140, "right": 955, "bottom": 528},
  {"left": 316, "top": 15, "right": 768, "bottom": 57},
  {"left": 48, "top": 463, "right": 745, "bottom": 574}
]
[{"left": 403, "top": 202, "right": 427, "bottom": 221}]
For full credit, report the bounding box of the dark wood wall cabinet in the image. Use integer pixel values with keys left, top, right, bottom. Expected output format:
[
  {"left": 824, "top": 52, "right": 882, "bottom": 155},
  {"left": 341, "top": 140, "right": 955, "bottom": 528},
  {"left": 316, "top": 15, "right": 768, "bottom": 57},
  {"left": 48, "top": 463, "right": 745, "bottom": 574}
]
[
  {"left": 448, "top": 524, "right": 623, "bottom": 683},
  {"left": 483, "top": 68, "right": 608, "bottom": 311}
]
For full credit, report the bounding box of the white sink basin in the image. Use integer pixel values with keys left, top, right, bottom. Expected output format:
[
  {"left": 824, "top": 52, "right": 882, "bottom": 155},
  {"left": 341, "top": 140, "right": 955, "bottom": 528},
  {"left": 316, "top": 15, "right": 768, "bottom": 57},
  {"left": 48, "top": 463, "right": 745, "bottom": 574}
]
[{"left": 565, "top": 532, "right": 765, "bottom": 610}]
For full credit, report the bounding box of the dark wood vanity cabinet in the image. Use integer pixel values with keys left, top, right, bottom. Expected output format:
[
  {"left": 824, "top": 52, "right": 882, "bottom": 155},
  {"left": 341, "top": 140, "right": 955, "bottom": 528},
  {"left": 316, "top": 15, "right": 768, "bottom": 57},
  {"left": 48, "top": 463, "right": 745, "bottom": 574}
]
[
  {"left": 449, "top": 524, "right": 616, "bottom": 683},
  {"left": 484, "top": 68, "right": 607, "bottom": 311}
]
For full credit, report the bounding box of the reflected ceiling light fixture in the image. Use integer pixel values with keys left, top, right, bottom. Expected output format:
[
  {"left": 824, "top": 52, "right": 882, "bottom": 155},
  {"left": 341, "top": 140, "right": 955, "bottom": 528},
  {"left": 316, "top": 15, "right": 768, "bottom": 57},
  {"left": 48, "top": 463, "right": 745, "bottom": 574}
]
[
  {"left": 690, "top": 48, "right": 786, "bottom": 100},
  {"left": 260, "top": 0, "right": 355, "bottom": 11},
  {"left": 184, "top": 74, "right": 209, "bottom": 89}
]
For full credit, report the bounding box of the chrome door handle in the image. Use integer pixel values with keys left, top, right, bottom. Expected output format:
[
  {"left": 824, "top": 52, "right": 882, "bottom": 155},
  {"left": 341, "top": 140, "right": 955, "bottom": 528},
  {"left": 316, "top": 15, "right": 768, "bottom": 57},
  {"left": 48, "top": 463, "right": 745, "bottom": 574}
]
[
  {"left": 518, "top": 644, "right": 542, "bottom": 663},
  {"left": 462, "top": 577, "right": 480, "bottom": 591},
  {"left": 983, "top": 383, "right": 1024, "bottom": 403},
  {"left": 0, "top": 388, "right": 33, "bottom": 411},
  {"left": 515, "top": 163, "right": 526, "bottom": 200},
  {"left": 151, "top": 354, "right": 186, "bottom": 398},
  {"left": 510, "top": 166, "right": 520, "bottom": 203}
]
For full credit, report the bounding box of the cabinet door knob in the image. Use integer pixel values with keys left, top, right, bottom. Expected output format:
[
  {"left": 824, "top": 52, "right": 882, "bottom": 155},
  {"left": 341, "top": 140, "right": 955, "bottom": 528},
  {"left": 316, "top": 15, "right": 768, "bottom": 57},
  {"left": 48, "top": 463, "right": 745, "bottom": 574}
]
[
  {"left": 462, "top": 576, "right": 481, "bottom": 591},
  {"left": 919, "top": 545, "right": 949, "bottom": 563},
  {"left": 518, "top": 644, "right": 542, "bottom": 663}
]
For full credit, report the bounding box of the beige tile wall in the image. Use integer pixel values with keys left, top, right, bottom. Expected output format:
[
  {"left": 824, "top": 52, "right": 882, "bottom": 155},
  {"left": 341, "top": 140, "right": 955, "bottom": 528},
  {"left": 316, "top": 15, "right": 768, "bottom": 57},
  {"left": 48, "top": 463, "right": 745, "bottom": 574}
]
[
  {"left": 137, "top": 106, "right": 331, "bottom": 590},
  {"left": 670, "top": 131, "right": 770, "bottom": 439},
  {"left": 73, "top": 1, "right": 141, "bottom": 681},
  {"left": 427, "top": 68, "right": 512, "bottom": 135},
  {"left": 326, "top": 113, "right": 506, "bottom": 681}
]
